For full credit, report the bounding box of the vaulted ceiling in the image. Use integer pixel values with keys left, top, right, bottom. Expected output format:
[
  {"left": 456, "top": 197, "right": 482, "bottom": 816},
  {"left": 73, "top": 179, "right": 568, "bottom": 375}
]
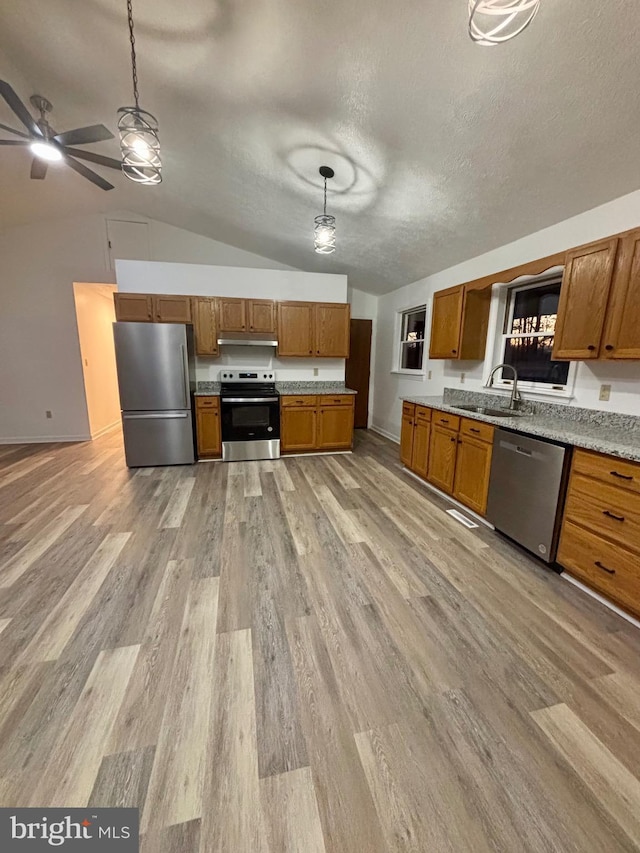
[{"left": 1, "top": 0, "right": 640, "bottom": 293}]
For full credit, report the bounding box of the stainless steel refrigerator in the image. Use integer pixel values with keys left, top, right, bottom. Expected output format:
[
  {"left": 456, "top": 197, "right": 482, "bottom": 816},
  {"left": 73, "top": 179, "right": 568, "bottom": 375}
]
[{"left": 113, "top": 322, "right": 196, "bottom": 467}]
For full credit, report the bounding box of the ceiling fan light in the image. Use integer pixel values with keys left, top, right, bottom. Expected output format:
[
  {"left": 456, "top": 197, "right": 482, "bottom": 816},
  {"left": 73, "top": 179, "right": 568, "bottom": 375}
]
[
  {"left": 468, "top": 0, "right": 540, "bottom": 45},
  {"left": 30, "top": 140, "right": 62, "bottom": 161},
  {"left": 118, "top": 106, "right": 162, "bottom": 185}
]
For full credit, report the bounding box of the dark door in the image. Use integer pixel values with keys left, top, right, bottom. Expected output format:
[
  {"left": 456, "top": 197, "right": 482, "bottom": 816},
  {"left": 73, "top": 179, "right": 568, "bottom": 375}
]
[{"left": 345, "top": 319, "right": 372, "bottom": 429}]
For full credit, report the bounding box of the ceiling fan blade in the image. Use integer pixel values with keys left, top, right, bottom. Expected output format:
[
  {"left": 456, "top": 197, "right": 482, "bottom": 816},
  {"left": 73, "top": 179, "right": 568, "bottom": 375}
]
[
  {"left": 0, "top": 80, "right": 42, "bottom": 137},
  {"left": 0, "top": 139, "right": 30, "bottom": 145},
  {"left": 30, "top": 157, "right": 47, "bottom": 180},
  {"left": 64, "top": 147, "right": 122, "bottom": 170},
  {"left": 63, "top": 154, "right": 114, "bottom": 190},
  {"left": 54, "top": 124, "right": 114, "bottom": 147},
  {"left": 0, "top": 122, "right": 29, "bottom": 138}
]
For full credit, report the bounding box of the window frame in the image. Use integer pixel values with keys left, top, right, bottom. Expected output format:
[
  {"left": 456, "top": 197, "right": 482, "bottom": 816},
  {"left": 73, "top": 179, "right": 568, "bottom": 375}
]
[
  {"left": 393, "top": 304, "right": 427, "bottom": 376},
  {"left": 489, "top": 276, "right": 577, "bottom": 398}
]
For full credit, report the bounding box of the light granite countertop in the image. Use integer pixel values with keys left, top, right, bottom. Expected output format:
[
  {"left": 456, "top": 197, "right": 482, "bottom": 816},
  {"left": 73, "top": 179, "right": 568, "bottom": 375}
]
[
  {"left": 195, "top": 381, "right": 356, "bottom": 397},
  {"left": 403, "top": 392, "right": 640, "bottom": 463}
]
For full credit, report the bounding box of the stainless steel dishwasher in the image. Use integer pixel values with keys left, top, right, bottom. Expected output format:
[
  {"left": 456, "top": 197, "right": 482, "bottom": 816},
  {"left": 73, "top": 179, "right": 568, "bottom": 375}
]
[{"left": 486, "top": 428, "right": 571, "bottom": 564}]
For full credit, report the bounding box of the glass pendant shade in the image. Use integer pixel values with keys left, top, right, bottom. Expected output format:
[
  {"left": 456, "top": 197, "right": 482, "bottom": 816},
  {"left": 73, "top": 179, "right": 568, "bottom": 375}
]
[
  {"left": 118, "top": 106, "right": 162, "bottom": 184},
  {"left": 314, "top": 214, "right": 336, "bottom": 254},
  {"left": 468, "top": 0, "right": 540, "bottom": 45}
]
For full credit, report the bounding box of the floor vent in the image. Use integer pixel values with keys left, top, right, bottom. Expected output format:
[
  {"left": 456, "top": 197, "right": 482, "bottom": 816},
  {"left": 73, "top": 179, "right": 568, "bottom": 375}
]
[{"left": 446, "top": 508, "right": 479, "bottom": 529}]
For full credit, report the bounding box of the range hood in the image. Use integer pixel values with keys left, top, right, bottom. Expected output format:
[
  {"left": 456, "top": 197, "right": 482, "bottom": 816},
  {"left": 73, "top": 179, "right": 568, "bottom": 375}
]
[{"left": 217, "top": 332, "right": 278, "bottom": 347}]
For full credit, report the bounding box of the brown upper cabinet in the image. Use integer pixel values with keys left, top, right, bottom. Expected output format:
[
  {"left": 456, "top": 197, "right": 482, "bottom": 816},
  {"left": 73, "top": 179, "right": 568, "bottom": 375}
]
[
  {"left": 278, "top": 301, "right": 350, "bottom": 358},
  {"left": 601, "top": 228, "right": 640, "bottom": 359},
  {"left": 552, "top": 237, "right": 619, "bottom": 360},
  {"left": 217, "top": 297, "right": 276, "bottom": 334},
  {"left": 429, "top": 285, "right": 491, "bottom": 360},
  {"left": 114, "top": 292, "right": 154, "bottom": 322},
  {"left": 192, "top": 297, "right": 219, "bottom": 357},
  {"left": 153, "top": 295, "right": 192, "bottom": 323}
]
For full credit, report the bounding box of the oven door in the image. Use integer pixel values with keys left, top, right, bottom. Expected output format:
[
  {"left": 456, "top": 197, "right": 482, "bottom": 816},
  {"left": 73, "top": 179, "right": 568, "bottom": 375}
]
[{"left": 221, "top": 397, "right": 280, "bottom": 443}]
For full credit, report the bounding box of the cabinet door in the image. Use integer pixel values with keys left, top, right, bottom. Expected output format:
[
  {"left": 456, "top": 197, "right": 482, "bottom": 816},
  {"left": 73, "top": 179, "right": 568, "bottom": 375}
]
[
  {"left": 153, "top": 295, "right": 192, "bottom": 323},
  {"left": 248, "top": 299, "right": 275, "bottom": 333},
  {"left": 429, "top": 286, "right": 464, "bottom": 359},
  {"left": 277, "top": 302, "right": 315, "bottom": 357},
  {"left": 218, "top": 298, "right": 247, "bottom": 332},
  {"left": 281, "top": 406, "right": 317, "bottom": 451},
  {"left": 314, "top": 303, "right": 350, "bottom": 357},
  {"left": 552, "top": 238, "right": 619, "bottom": 360},
  {"left": 411, "top": 421, "right": 430, "bottom": 479},
  {"left": 114, "top": 293, "right": 154, "bottom": 322},
  {"left": 317, "top": 404, "right": 354, "bottom": 449},
  {"left": 427, "top": 425, "right": 458, "bottom": 493},
  {"left": 602, "top": 229, "right": 640, "bottom": 359},
  {"left": 453, "top": 434, "right": 493, "bottom": 516},
  {"left": 196, "top": 401, "right": 221, "bottom": 458},
  {"left": 400, "top": 412, "right": 415, "bottom": 467},
  {"left": 192, "top": 297, "right": 219, "bottom": 357}
]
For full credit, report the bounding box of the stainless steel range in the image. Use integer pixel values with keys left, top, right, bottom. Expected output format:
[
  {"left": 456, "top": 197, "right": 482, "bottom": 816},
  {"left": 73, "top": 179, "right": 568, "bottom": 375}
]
[{"left": 220, "top": 369, "right": 280, "bottom": 461}]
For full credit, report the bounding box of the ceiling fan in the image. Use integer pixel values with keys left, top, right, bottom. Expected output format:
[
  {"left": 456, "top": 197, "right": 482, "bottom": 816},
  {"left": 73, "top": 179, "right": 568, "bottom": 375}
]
[{"left": 0, "top": 80, "right": 121, "bottom": 190}]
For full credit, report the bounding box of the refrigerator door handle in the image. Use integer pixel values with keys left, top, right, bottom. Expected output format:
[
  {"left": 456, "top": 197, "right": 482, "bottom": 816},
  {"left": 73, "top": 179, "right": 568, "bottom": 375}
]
[
  {"left": 180, "top": 344, "right": 189, "bottom": 408},
  {"left": 123, "top": 412, "right": 189, "bottom": 420}
]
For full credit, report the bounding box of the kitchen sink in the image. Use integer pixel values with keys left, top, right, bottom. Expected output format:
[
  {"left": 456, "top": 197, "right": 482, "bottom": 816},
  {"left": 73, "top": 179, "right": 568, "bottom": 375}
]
[{"left": 452, "top": 404, "right": 523, "bottom": 418}]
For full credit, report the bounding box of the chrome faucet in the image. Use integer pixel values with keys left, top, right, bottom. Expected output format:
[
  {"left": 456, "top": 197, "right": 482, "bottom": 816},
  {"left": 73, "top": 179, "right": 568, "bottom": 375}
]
[{"left": 485, "top": 363, "right": 522, "bottom": 410}]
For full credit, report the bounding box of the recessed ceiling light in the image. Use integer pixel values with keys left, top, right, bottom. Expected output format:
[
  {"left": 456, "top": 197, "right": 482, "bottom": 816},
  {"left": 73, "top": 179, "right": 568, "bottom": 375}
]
[{"left": 30, "top": 140, "right": 63, "bottom": 161}]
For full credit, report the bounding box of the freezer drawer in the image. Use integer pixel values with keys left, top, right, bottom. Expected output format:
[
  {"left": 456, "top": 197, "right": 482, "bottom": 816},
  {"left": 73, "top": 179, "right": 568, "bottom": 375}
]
[
  {"left": 486, "top": 429, "right": 569, "bottom": 563},
  {"left": 122, "top": 410, "right": 195, "bottom": 467}
]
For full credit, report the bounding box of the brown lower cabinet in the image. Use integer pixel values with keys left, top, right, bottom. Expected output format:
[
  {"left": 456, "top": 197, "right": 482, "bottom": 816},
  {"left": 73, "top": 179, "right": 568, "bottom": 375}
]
[
  {"left": 400, "top": 405, "right": 494, "bottom": 516},
  {"left": 195, "top": 397, "right": 221, "bottom": 458},
  {"left": 557, "top": 448, "right": 640, "bottom": 618},
  {"left": 281, "top": 395, "right": 354, "bottom": 452}
]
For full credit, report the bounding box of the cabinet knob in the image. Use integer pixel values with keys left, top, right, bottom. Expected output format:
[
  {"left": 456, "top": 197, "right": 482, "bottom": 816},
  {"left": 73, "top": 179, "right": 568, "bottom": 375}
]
[
  {"left": 250, "top": 325, "right": 254, "bottom": 330},
  {"left": 605, "top": 344, "right": 614, "bottom": 351},
  {"left": 587, "top": 345, "right": 596, "bottom": 351},
  {"left": 452, "top": 349, "right": 457, "bottom": 355},
  {"left": 309, "top": 350, "right": 313, "bottom": 354},
  {"left": 450, "top": 437, "right": 456, "bottom": 443},
  {"left": 317, "top": 350, "right": 320, "bottom": 354}
]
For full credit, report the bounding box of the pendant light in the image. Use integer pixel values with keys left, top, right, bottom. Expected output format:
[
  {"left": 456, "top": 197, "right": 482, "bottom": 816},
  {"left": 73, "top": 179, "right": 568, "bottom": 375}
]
[
  {"left": 469, "top": 0, "right": 540, "bottom": 46},
  {"left": 314, "top": 166, "right": 336, "bottom": 254},
  {"left": 117, "top": 0, "right": 162, "bottom": 184}
]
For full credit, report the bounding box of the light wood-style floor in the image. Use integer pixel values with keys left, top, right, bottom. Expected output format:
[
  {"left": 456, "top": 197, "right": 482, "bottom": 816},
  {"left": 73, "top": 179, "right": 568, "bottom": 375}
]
[{"left": 1, "top": 428, "right": 640, "bottom": 851}]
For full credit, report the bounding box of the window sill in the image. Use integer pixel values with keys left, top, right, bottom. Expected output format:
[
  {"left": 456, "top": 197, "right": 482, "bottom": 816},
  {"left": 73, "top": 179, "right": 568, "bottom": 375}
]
[
  {"left": 391, "top": 369, "right": 426, "bottom": 380},
  {"left": 489, "top": 383, "right": 574, "bottom": 401}
]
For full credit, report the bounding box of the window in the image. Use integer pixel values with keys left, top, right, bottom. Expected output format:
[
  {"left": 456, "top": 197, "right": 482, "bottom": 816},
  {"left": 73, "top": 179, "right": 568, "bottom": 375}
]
[
  {"left": 398, "top": 306, "right": 426, "bottom": 371},
  {"left": 498, "top": 279, "right": 570, "bottom": 389}
]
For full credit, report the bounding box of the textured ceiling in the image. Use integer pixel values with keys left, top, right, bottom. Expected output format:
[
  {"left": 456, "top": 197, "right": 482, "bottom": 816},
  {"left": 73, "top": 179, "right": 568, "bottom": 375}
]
[{"left": 1, "top": 0, "right": 640, "bottom": 293}]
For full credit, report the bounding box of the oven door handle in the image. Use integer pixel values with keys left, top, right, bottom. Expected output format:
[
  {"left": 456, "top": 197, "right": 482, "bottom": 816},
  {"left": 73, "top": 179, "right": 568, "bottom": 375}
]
[{"left": 221, "top": 397, "right": 279, "bottom": 403}]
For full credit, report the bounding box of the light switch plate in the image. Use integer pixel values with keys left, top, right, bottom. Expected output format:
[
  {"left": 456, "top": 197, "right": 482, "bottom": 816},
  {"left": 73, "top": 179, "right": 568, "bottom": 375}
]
[
  {"left": 599, "top": 384, "right": 611, "bottom": 401},
  {"left": 460, "top": 372, "right": 465, "bottom": 384}
]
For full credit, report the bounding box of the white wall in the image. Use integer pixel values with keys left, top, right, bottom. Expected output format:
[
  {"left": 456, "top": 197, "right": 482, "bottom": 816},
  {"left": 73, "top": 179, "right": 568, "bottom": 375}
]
[
  {"left": 0, "top": 212, "right": 304, "bottom": 442},
  {"left": 372, "top": 189, "right": 640, "bottom": 440},
  {"left": 116, "top": 260, "right": 349, "bottom": 383},
  {"left": 73, "top": 283, "right": 121, "bottom": 438}
]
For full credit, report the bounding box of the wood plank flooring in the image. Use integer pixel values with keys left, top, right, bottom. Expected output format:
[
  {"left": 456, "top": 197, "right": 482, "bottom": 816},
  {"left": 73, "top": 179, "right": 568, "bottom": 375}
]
[{"left": 1, "top": 428, "right": 640, "bottom": 851}]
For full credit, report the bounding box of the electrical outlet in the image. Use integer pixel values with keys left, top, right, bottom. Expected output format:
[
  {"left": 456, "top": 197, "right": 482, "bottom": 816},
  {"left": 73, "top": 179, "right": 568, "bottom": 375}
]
[
  {"left": 460, "top": 372, "right": 465, "bottom": 384},
  {"left": 45, "top": 410, "right": 52, "bottom": 419},
  {"left": 599, "top": 384, "right": 611, "bottom": 402},
  {"left": 427, "top": 370, "right": 432, "bottom": 380},
  {"left": 313, "top": 367, "right": 319, "bottom": 376}
]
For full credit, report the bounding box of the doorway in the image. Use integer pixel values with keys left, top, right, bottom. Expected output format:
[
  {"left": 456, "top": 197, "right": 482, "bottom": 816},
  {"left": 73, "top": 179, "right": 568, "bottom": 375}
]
[
  {"left": 73, "top": 283, "right": 121, "bottom": 439},
  {"left": 345, "top": 319, "right": 372, "bottom": 428}
]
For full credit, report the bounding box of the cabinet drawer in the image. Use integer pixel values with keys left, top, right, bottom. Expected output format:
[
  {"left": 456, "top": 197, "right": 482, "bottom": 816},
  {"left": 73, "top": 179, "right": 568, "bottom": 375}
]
[
  {"left": 460, "top": 418, "right": 494, "bottom": 444},
  {"left": 319, "top": 394, "right": 354, "bottom": 407},
  {"left": 281, "top": 395, "right": 317, "bottom": 408},
  {"left": 195, "top": 396, "right": 219, "bottom": 409},
  {"left": 432, "top": 411, "right": 460, "bottom": 431},
  {"left": 558, "top": 521, "right": 640, "bottom": 617},
  {"left": 402, "top": 402, "right": 416, "bottom": 417},
  {"left": 572, "top": 449, "right": 640, "bottom": 497},
  {"left": 415, "top": 405, "right": 431, "bottom": 423},
  {"left": 564, "top": 473, "right": 640, "bottom": 554}
]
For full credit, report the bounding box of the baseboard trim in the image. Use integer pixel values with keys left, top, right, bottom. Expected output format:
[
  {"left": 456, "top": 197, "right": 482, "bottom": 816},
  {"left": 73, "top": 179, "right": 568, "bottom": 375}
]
[
  {"left": 402, "top": 467, "right": 494, "bottom": 529},
  {"left": 370, "top": 425, "right": 400, "bottom": 444},
  {"left": 90, "top": 420, "right": 121, "bottom": 439},
  {"left": 0, "top": 434, "right": 91, "bottom": 445},
  {"left": 561, "top": 573, "right": 640, "bottom": 631}
]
